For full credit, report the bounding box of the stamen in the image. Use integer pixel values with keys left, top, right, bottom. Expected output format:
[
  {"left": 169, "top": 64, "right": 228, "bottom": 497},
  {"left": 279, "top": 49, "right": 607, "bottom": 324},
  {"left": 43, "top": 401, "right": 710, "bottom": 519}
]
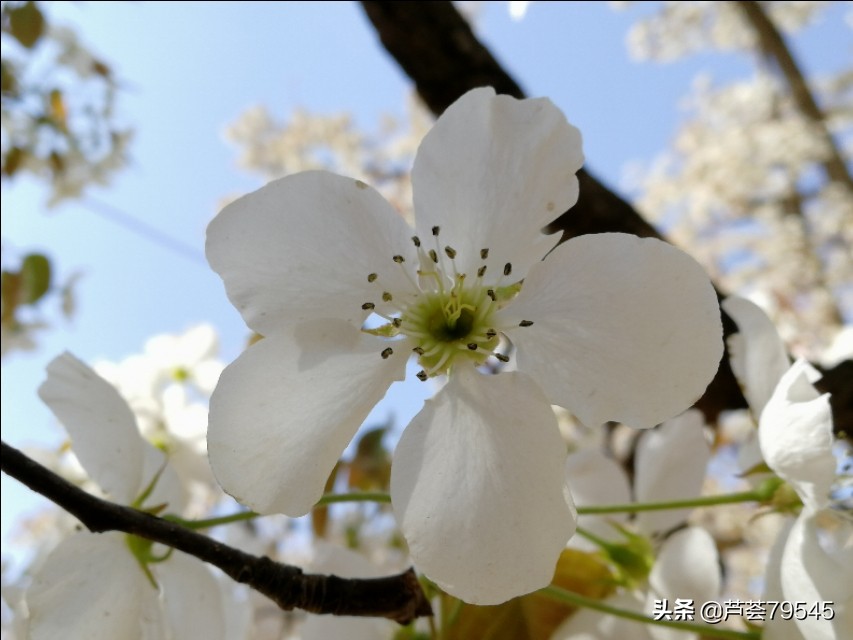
[
  {"left": 480, "top": 248, "right": 489, "bottom": 259},
  {"left": 444, "top": 246, "right": 457, "bottom": 259},
  {"left": 428, "top": 249, "right": 438, "bottom": 263},
  {"left": 412, "top": 236, "right": 421, "bottom": 247},
  {"left": 382, "top": 292, "right": 393, "bottom": 302},
  {"left": 393, "top": 255, "right": 405, "bottom": 264},
  {"left": 412, "top": 346, "right": 425, "bottom": 355},
  {"left": 367, "top": 273, "right": 378, "bottom": 283},
  {"left": 485, "top": 328, "right": 497, "bottom": 338},
  {"left": 487, "top": 289, "right": 496, "bottom": 301},
  {"left": 416, "top": 370, "right": 428, "bottom": 381},
  {"left": 477, "top": 265, "right": 487, "bottom": 278},
  {"left": 494, "top": 353, "right": 510, "bottom": 363},
  {"left": 392, "top": 318, "right": 402, "bottom": 328},
  {"left": 519, "top": 320, "right": 534, "bottom": 327},
  {"left": 504, "top": 263, "right": 512, "bottom": 276},
  {"left": 467, "top": 343, "right": 478, "bottom": 350},
  {"left": 432, "top": 226, "right": 440, "bottom": 236},
  {"left": 362, "top": 302, "right": 375, "bottom": 310},
  {"left": 381, "top": 347, "right": 394, "bottom": 359}
]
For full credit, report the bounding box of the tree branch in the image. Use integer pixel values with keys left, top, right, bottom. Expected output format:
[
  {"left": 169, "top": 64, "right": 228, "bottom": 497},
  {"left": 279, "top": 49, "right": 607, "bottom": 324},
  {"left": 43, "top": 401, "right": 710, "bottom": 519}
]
[
  {"left": 736, "top": 0, "right": 853, "bottom": 192},
  {"left": 359, "top": 1, "right": 851, "bottom": 436},
  {"left": 0, "top": 440, "right": 432, "bottom": 625}
]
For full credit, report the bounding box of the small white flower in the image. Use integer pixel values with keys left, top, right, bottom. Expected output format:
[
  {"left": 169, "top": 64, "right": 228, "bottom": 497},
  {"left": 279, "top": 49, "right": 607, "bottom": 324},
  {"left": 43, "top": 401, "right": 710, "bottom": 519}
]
[
  {"left": 206, "top": 88, "right": 723, "bottom": 604},
  {"left": 723, "top": 296, "right": 849, "bottom": 640},
  {"left": 27, "top": 353, "right": 228, "bottom": 640}
]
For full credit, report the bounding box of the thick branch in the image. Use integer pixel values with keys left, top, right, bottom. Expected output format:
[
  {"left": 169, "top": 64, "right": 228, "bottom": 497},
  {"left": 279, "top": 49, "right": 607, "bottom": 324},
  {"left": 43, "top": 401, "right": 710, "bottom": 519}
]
[
  {"left": 0, "top": 441, "right": 432, "bottom": 624},
  {"left": 736, "top": 0, "right": 853, "bottom": 192}
]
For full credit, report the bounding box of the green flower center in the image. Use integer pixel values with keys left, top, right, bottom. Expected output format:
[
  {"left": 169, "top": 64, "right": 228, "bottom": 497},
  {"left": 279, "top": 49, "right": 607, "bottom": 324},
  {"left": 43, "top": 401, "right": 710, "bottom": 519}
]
[{"left": 360, "top": 227, "right": 532, "bottom": 379}]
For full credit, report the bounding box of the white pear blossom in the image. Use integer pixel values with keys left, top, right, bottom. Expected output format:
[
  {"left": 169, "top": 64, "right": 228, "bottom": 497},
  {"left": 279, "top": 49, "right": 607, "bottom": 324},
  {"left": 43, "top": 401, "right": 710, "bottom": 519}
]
[
  {"left": 205, "top": 87, "right": 723, "bottom": 604},
  {"left": 27, "top": 352, "right": 229, "bottom": 640},
  {"left": 555, "top": 411, "right": 718, "bottom": 640},
  {"left": 723, "top": 296, "right": 850, "bottom": 640}
]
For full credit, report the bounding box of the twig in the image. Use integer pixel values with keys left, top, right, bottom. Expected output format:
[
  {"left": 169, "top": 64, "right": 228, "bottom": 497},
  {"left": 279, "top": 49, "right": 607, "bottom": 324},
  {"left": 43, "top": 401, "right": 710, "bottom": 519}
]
[{"left": 0, "top": 440, "right": 432, "bottom": 624}]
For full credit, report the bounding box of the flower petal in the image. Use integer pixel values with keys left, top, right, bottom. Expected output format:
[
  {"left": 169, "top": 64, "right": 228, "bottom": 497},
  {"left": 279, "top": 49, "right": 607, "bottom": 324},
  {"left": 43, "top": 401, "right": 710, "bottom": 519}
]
[
  {"left": 208, "top": 320, "right": 407, "bottom": 515},
  {"left": 564, "top": 448, "right": 631, "bottom": 549},
  {"left": 779, "top": 509, "right": 853, "bottom": 640},
  {"left": 634, "top": 410, "right": 710, "bottom": 536},
  {"left": 721, "top": 296, "right": 790, "bottom": 417},
  {"left": 156, "top": 551, "right": 226, "bottom": 640},
  {"left": 391, "top": 367, "right": 574, "bottom": 605},
  {"left": 206, "top": 171, "right": 417, "bottom": 335},
  {"left": 649, "top": 527, "right": 720, "bottom": 606},
  {"left": 411, "top": 87, "right": 583, "bottom": 280},
  {"left": 28, "top": 532, "right": 165, "bottom": 640},
  {"left": 759, "top": 360, "right": 835, "bottom": 510},
  {"left": 38, "top": 352, "right": 144, "bottom": 503},
  {"left": 505, "top": 233, "right": 722, "bottom": 430}
]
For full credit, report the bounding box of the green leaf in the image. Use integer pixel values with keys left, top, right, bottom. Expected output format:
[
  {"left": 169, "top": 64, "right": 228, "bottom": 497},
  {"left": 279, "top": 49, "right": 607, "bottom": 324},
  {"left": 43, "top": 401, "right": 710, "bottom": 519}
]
[
  {"left": 9, "top": 2, "right": 45, "bottom": 49},
  {"left": 20, "top": 253, "right": 51, "bottom": 304}
]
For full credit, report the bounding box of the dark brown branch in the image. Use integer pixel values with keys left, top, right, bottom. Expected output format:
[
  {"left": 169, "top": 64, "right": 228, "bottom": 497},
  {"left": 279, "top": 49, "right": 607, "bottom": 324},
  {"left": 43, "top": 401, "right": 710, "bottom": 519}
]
[
  {"left": 0, "top": 440, "right": 432, "bottom": 624},
  {"left": 359, "top": 1, "right": 852, "bottom": 437},
  {"left": 736, "top": 0, "right": 853, "bottom": 192}
]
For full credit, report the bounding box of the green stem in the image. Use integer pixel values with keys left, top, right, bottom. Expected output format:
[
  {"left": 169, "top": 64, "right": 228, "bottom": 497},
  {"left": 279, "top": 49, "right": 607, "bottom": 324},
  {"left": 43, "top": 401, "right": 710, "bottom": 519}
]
[
  {"left": 315, "top": 491, "right": 392, "bottom": 506},
  {"left": 541, "top": 586, "right": 761, "bottom": 640},
  {"left": 172, "top": 492, "right": 393, "bottom": 530},
  {"left": 576, "top": 490, "right": 765, "bottom": 515}
]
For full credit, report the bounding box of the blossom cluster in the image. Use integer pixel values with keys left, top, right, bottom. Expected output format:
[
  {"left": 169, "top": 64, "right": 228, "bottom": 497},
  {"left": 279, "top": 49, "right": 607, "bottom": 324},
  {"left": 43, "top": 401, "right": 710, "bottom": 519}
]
[{"left": 3, "top": 88, "right": 849, "bottom": 640}]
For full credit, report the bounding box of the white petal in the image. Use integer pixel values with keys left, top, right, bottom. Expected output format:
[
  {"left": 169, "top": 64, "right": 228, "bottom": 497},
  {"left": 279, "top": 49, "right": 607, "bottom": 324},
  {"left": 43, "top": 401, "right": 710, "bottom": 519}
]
[
  {"left": 206, "top": 171, "right": 417, "bottom": 335},
  {"left": 779, "top": 509, "right": 853, "bottom": 640},
  {"left": 763, "top": 520, "right": 803, "bottom": 640},
  {"left": 649, "top": 527, "right": 720, "bottom": 606},
  {"left": 721, "top": 296, "right": 790, "bottom": 416},
  {"left": 506, "top": 233, "right": 723, "bottom": 430},
  {"left": 551, "top": 591, "right": 654, "bottom": 640},
  {"left": 38, "top": 352, "right": 144, "bottom": 503},
  {"left": 411, "top": 87, "right": 583, "bottom": 279},
  {"left": 391, "top": 368, "right": 574, "bottom": 605},
  {"left": 27, "top": 532, "right": 165, "bottom": 640},
  {"left": 759, "top": 360, "right": 835, "bottom": 510},
  {"left": 634, "top": 411, "right": 710, "bottom": 536},
  {"left": 156, "top": 552, "right": 226, "bottom": 640},
  {"left": 208, "top": 321, "right": 407, "bottom": 515},
  {"left": 564, "top": 448, "right": 631, "bottom": 549}
]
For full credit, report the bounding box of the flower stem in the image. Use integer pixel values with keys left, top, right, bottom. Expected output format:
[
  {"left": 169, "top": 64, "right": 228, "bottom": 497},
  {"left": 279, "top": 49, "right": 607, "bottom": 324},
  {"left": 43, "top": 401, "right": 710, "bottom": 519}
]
[
  {"left": 541, "top": 586, "right": 761, "bottom": 640},
  {"left": 575, "top": 489, "right": 770, "bottom": 515}
]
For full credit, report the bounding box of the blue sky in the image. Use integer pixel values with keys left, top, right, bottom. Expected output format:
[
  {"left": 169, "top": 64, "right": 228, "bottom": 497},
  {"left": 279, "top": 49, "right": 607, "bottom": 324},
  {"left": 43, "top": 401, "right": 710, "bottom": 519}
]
[{"left": 2, "top": 1, "right": 848, "bottom": 561}]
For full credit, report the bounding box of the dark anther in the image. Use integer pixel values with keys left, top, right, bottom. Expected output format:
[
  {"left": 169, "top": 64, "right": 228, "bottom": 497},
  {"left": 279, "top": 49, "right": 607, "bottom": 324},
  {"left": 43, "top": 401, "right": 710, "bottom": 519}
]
[
  {"left": 393, "top": 255, "right": 405, "bottom": 263},
  {"left": 519, "top": 320, "right": 534, "bottom": 327},
  {"left": 382, "top": 292, "right": 393, "bottom": 302},
  {"left": 467, "top": 343, "right": 478, "bottom": 350},
  {"left": 413, "top": 346, "right": 425, "bottom": 355},
  {"left": 494, "top": 353, "right": 510, "bottom": 363},
  {"left": 381, "top": 348, "right": 394, "bottom": 359},
  {"left": 428, "top": 249, "right": 438, "bottom": 263},
  {"left": 362, "top": 302, "right": 375, "bottom": 310},
  {"left": 432, "top": 226, "right": 440, "bottom": 236},
  {"left": 504, "top": 263, "right": 512, "bottom": 276},
  {"left": 392, "top": 318, "right": 402, "bottom": 328},
  {"left": 416, "top": 370, "right": 428, "bottom": 381},
  {"left": 367, "top": 273, "right": 378, "bottom": 282},
  {"left": 485, "top": 329, "right": 497, "bottom": 338},
  {"left": 412, "top": 236, "right": 421, "bottom": 247},
  {"left": 487, "top": 289, "right": 496, "bottom": 301},
  {"left": 477, "top": 265, "right": 487, "bottom": 277},
  {"left": 444, "top": 246, "right": 457, "bottom": 259},
  {"left": 480, "top": 248, "right": 489, "bottom": 259}
]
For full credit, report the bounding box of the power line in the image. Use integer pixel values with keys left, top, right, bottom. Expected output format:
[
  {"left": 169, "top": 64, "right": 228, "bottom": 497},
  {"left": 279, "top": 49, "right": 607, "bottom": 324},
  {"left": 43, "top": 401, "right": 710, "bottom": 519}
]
[{"left": 82, "top": 197, "right": 207, "bottom": 265}]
